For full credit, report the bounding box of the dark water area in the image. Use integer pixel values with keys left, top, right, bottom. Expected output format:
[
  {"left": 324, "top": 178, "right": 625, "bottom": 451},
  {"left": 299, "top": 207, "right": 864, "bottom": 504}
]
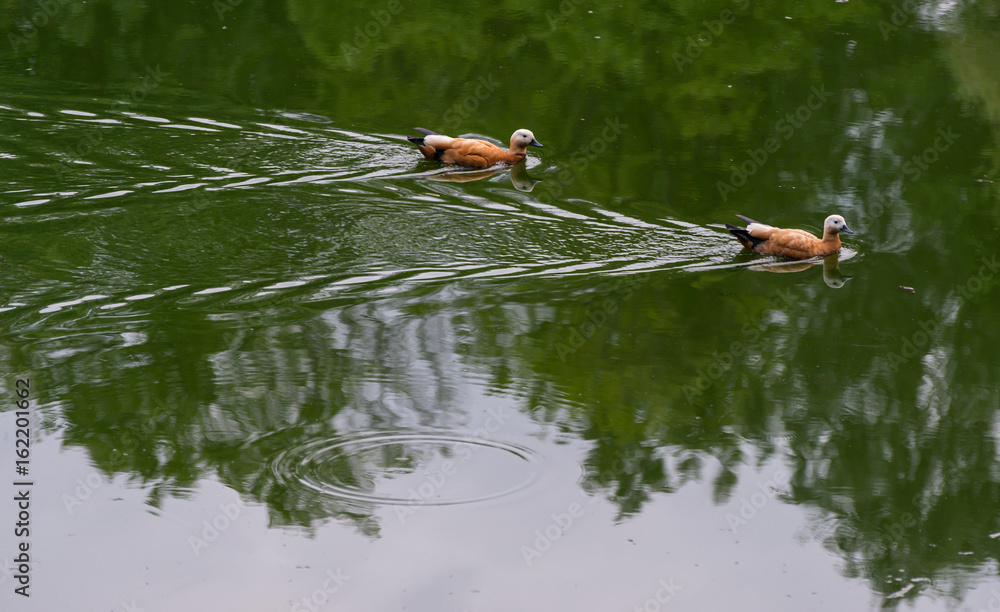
[{"left": 1, "top": 1, "right": 999, "bottom": 610}]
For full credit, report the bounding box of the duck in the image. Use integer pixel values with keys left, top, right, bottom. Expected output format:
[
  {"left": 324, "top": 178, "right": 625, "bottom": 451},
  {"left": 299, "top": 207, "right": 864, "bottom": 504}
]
[
  {"left": 407, "top": 128, "right": 543, "bottom": 169},
  {"left": 725, "top": 214, "right": 854, "bottom": 259}
]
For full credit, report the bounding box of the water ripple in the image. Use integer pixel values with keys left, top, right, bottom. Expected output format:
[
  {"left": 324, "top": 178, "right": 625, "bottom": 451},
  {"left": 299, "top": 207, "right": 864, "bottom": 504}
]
[
  {"left": 270, "top": 430, "right": 539, "bottom": 507},
  {"left": 0, "top": 93, "right": 737, "bottom": 333}
]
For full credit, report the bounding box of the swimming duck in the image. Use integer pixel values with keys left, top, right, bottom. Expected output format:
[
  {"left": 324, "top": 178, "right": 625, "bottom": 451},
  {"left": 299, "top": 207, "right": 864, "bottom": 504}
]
[
  {"left": 725, "top": 214, "right": 854, "bottom": 259},
  {"left": 407, "top": 128, "right": 543, "bottom": 169}
]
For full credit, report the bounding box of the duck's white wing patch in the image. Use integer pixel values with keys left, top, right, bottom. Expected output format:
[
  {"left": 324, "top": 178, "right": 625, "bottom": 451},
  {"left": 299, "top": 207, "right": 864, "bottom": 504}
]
[
  {"left": 424, "top": 135, "right": 454, "bottom": 149},
  {"left": 746, "top": 222, "right": 774, "bottom": 237}
]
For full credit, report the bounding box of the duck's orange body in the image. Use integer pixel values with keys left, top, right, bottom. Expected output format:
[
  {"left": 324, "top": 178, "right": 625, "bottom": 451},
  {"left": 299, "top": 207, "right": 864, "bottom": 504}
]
[
  {"left": 408, "top": 128, "right": 543, "bottom": 169},
  {"left": 725, "top": 214, "right": 854, "bottom": 259}
]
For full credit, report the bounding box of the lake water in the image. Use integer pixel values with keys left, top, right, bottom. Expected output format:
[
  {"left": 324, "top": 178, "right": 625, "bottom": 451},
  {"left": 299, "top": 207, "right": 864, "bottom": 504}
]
[{"left": 1, "top": 1, "right": 999, "bottom": 610}]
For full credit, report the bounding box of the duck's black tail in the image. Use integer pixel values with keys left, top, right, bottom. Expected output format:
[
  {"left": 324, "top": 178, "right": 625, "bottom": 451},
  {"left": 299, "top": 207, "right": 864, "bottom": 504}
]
[
  {"left": 725, "top": 223, "right": 764, "bottom": 250},
  {"left": 407, "top": 127, "right": 439, "bottom": 146}
]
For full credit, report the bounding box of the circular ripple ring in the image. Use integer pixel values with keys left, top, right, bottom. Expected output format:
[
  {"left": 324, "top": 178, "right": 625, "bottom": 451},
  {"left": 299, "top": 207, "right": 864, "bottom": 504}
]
[{"left": 271, "top": 431, "right": 539, "bottom": 507}]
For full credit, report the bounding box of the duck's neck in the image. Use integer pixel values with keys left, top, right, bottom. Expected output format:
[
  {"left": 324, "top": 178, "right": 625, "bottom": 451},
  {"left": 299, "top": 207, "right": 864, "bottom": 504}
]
[{"left": 822, "top": 230, "right": 842, "bottom": 248}]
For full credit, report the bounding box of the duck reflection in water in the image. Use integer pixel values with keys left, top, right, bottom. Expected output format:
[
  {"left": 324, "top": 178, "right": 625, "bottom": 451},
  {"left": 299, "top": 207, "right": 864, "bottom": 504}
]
[
  {"left": 424, "top": 161, "right": 540, "bottom": 192},
  {"left": 748, "top": 254, "right": 852, "bottom": 288}
]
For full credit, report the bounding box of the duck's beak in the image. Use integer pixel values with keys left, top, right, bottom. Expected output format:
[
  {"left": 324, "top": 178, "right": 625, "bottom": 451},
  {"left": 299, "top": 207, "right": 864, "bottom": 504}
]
[
  {"left": 529, "top": 139, "right": 543, "bottom": 148},
  {"left": 841, "top": 224, "right": 854, "bottom": 235}
]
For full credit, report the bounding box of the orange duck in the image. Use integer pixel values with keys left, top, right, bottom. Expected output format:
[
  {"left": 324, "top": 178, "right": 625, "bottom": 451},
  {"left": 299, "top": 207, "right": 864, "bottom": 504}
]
[
  {"left": 407, "top": 128, "right": 543, "bottom": 169},
  {"left": 725, "top": 214, "right": 854, "bottom": 259}
]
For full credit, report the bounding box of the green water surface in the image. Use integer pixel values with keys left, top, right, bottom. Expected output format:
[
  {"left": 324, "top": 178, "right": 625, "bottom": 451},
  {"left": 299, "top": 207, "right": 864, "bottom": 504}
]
[{"left": 1, "top": 1, "right": 999, "bottom": 610}]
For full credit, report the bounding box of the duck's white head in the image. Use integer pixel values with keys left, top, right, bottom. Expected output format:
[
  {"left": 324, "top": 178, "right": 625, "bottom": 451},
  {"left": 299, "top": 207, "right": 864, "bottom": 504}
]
[
  {"left": 824, "top": 214, "right": 854, "bottom": 235},
  {"left": 510, "top": 129, "right": 543, "bottom": 152}
]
